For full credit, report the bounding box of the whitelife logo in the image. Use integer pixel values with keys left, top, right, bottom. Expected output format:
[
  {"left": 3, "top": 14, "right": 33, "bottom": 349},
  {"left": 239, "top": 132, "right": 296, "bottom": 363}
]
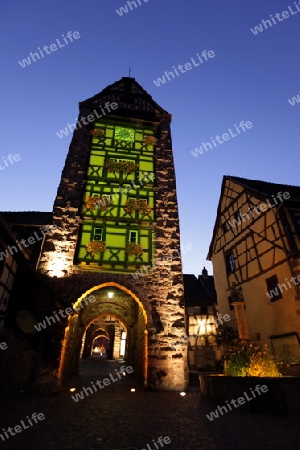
[
  {"left": 71, "top": 365, "right": 133, "bottom": 402},
  {"left": 191, "top": 121, "right": 253, "bottom": 157},
  {"left": 18, "top": 31, "right": 81, "bottom": 68},
  {"left": 34, "top": 294, "right": 96, "bottom": 332},
  {"left": 250, "top": 2, "right": 300, "bottom": 35},
  {"left": 227, "top": 191, "right": 291, "bottom": 228},
  {"left": 55, "top": 102, "right": 118, "bottom": 139},
  {"left": 0, "top": 225, "right": 56, "bottom": 262},
  {"left": 131, "top": 243, "right": 193, "bottom": 279},
  {"left": 288, "top": 90, "right": 300, "bottom": 106},
  {"left": 141, "top": 436, "right": 171, "bottom": 450},
  {"left": 0, "top": 153, "right": 21, "bottom": 172},
  {"left": 0, "top": 412, "right": 45, "bottom": 443},
  {"left": 266, "top": 274, "right": 300, "bottom": 299},
  {"left": 206, "top": 384, "right": 269, "bottom": 421},
  {"left": 116, "top": 0, "right": 150, "bottom": 16},
  {"left": 153, "top": 50, "right": 215, "bottom": 87}
]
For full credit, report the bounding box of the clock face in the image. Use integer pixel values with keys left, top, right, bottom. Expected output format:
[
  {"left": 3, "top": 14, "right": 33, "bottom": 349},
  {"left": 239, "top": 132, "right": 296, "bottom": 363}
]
[{"left": 115, "top": 126, "right": 135, "bottom": 142}]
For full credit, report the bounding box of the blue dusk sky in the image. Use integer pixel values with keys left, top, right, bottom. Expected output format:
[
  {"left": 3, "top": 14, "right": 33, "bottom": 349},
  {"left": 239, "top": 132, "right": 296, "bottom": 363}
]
[{"left": 1, "top": 0, "right": 300, "bottom": 275}]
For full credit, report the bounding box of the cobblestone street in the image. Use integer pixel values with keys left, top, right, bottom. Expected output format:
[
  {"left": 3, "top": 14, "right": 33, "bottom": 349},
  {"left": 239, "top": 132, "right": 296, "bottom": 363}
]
[{"left": 0, "top": 358, "right": 299, "bottom": 450}]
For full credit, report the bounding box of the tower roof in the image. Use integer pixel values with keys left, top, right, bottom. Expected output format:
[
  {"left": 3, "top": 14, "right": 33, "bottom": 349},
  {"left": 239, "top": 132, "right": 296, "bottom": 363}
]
[{"left": 79, "top": 77, "right": 170, "bottom": 120}]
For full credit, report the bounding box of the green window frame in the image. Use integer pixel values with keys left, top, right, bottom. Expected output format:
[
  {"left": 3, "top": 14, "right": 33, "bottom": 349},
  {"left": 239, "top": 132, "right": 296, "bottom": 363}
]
[
  {"left": 129, "top": 230, "right": 138, "bottom": 244},
  {"left": 93, "top": 227, "right": 103, "bottom": 241}
]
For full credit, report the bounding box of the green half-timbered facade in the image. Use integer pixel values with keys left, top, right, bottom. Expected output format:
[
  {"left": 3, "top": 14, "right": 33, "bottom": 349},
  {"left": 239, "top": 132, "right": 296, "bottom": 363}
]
[{"left": 75, "top": 119, "right": 156, "bottom": 272}]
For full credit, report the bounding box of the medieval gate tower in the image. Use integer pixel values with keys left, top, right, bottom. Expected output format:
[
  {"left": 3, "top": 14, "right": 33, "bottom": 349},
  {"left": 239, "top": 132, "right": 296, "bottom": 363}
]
[{"left": 38, "top": 77, "right": 188, "bottom": 391}]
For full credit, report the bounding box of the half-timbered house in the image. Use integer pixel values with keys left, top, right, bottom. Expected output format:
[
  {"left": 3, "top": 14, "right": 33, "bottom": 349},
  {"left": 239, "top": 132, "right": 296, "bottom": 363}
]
[{"left": 208, "top": 176, "right": 300, "bottom": 365}]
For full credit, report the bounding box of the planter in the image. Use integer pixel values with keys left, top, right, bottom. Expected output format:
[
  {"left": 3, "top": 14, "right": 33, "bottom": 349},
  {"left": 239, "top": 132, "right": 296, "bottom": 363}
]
[
  {"left": 105, "top": 159, "right": 138, "bottom": 175},
  {"left": 125, "top": 243, "right": 143, "bottom": 258},
  {"left": 85, "top": 195, "right": 112, "bottom": 211},
  {"left": 144, "top": 135, "right": 156, "bottom": 146},
  {"left": 124, "top": 199, "right": 152, "bottom": 216},
  {"left": 86, "top": 241, "right": 106, "bottom": 256},
  {"left": 199, "top": 373, "right": 300, "bottom": 416}
]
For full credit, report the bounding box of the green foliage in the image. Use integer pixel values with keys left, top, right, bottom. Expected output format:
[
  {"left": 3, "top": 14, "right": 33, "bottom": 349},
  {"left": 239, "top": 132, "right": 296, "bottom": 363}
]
[{"left": 224, "top": 339, "right": 282, "bottom": 377}]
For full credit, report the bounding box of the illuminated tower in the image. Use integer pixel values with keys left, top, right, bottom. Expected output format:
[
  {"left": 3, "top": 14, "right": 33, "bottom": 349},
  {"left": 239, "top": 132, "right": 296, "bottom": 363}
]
[{"left": 38, "top": 77, "right": 188, "bottom": 391}]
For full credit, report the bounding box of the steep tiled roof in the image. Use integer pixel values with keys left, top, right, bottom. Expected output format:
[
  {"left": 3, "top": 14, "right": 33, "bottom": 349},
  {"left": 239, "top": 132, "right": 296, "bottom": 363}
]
[
  {"left": 208, "top": 176, "right": 300, "bottom": 259},
  {"left": 227, "top": 176, "right": 300, "bottom": 200},
  {"left": 183, "top": 271, "right": 217, "bottom": 307}
]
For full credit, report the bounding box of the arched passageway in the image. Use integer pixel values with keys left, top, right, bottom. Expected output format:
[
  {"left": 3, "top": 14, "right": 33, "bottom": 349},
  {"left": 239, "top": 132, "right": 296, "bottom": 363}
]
[
  {"left": 58, "top": 282, "right": 147, "bottom": 386},
  {"left": 81, "top": 317, "right": 126, "bottom": 359}
]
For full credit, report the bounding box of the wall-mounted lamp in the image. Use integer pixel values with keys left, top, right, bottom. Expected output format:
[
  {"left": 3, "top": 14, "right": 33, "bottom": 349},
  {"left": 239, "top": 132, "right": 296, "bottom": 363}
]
[{"left": 108, "top": 291, "right": 114, "bottom": 299}]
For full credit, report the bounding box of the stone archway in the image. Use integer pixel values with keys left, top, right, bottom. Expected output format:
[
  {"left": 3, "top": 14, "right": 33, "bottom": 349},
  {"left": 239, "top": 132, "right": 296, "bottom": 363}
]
[
  {"left": 58, "top": 282, "right": 147, "bottom": 386},
  {"left": 83, "top": 326, "right": 110, "bottom": 357}
]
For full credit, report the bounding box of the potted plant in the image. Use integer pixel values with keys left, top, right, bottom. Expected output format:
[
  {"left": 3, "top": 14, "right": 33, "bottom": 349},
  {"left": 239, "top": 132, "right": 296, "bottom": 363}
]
[
  {"left": 85, "top": 195, "right": 113, "bottom": 211},
  {"left": 90, "top": 128, "right": 105, "bottom": 142},
  {"left": 86, "top": 241, "right": 106, "bottom": 256},
  {"left": 125, "top": 243, "right": 144, "bottom": 257},
  {"left": 124, "top": 198, "right": 152, "bottom": 216},
  {"left": 105, "top": 159, "right": 138, "bottom": 175},
  {"left": 144, "top": 135, "right": 156, "bottom": 146}
]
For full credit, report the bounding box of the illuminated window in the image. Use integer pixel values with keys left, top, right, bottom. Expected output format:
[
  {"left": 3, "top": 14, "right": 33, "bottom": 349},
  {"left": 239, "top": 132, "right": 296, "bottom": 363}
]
[{"left": 120, "top": 331, "right": 127, "bottom": 357}]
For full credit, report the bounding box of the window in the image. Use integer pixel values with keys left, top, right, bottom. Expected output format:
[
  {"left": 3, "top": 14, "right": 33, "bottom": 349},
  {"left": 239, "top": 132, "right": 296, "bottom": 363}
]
[
  {"left": 222, "top": 222, "right": 228, "bottom": 233},
  {"left": 93, "top": 228, "right": 103, "bottom": 241},
  {"left": 293, "top": 211, "right": 300, "bottom": 233},
  {"left": 225, "top": 251, "right": 235, "bottom": 274},
  {"left": 129, "top": 230, "right": 138, "bottom": 244},
  {"left": 117, "top": 158, "right": 135, "bottom": 164},
  {"left": 266, "top": 275, "right": 282, "bottom": 302},
  {"left": 234, "top": 211, "right": 242, "bottom": 223}
]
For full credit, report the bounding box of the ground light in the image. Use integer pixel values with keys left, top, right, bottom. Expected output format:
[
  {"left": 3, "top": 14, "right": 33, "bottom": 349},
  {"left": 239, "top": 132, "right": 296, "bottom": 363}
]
[
  {"left": 130, "top": 388, "right": 136, "bottom": 392},
  {"left": 180, "top": 392, "right": 186, "bottom": 396},
  {"left": 69, "top": 388, "right": 76, "bottom": 392}
]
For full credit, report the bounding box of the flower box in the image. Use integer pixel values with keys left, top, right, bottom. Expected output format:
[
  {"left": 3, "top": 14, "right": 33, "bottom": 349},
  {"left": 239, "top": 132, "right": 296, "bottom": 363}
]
[
  {"left": 199, "top": 373, "right": 300, "bottom": 416},
  {"left": 144, "top": 135, "right": 156, "bottom": 146},
  {"left": 85, "top": 195, "right": 113, "bottom": 211},
  {"left": 124, "top": 199, "right": 152, "bottom": 216},
  {"left": 86, "top": 241, "right": 106, "bottom": 256},
  {"left": 105, "top": 159, "right": 138, "bottom": 175},
  {"left": 125, "top": 243, "right": 144, "bottom": 257}
]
